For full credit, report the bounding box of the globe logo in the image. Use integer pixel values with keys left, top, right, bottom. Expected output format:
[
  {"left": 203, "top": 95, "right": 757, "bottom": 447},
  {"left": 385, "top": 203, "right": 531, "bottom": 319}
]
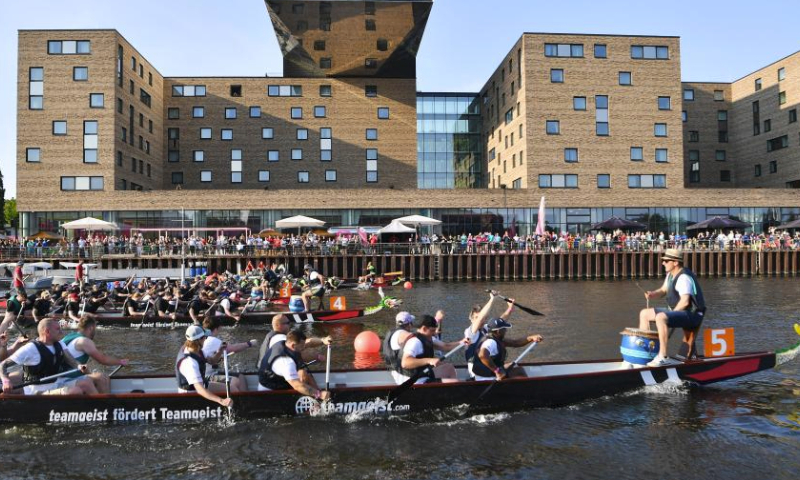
[{"left": 295, "top": 396, "right": 320, "bottom": 415}]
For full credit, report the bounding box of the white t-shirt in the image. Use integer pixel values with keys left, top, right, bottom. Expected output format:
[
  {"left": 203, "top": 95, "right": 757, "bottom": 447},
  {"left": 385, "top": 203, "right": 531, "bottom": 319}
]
[
  {"left": 10, "top": 341, "right": 72, "bottom": 394},
  {"left": 259, "top": 355, "right": 300, "bottom": 391},
  {"left": 396, "top": 335, "right": 443, "bottom": 385},
  {"left": 178, "top": 347, "right": 205, "bottom": 392},
  {"left": 662, "top": 271, "right": 695, "bottom": 298},
  {"left": 202, "top": 336, "right": 223, "bottom": 360},
  {"left": 474, "top": 338, "right": 501, "bottom": 381}
]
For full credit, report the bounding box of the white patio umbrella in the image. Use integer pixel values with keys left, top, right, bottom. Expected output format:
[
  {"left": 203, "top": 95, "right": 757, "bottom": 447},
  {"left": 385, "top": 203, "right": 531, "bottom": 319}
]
[
  {"left": 393, "top": 214, "right": 442, "bottom": 226},
  {"left": 378, "top": 220, "right": 416, "bottom": 234},
  {"left": 275, "top": 215, "right": 326, "bottom": 229},
  {"left": 61, "top": 217, "right": 118, "bottom": 231}
]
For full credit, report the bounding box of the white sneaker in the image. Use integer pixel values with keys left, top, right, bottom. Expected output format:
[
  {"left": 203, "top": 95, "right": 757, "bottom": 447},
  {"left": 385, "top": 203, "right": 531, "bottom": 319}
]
[{"left": 646, "top": 355, "right": 669, "bottom": 367}]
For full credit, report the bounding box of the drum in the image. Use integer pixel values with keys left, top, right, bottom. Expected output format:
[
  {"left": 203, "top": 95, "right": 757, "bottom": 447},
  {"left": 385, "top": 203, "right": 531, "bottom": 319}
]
[
  {"left": 620, "top": 328, "right": 660, "bottom": 365},
  {"left": 288, "top": 295, "right": 304, "bottom": 313}
]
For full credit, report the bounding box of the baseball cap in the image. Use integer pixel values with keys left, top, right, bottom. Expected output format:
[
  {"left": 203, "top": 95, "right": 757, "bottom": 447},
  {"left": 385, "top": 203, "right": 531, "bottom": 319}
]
[
  {"left": 414, "top": 314, "right": 438, "bottom": 329},
  {"left": 395, "top": 311, "right": 415, "bottom": 326},
  {"left": 185, "top": 325, "right": 206, "bottom": 341},
  {"left": 304, "top": 264, "right": 314, "bottom": 270},
  {"left": 16, "top": 260, "right": 24, "bottom": 266},
  {"left": 486, "top": 318, "right": 512, "bottom": 331}
]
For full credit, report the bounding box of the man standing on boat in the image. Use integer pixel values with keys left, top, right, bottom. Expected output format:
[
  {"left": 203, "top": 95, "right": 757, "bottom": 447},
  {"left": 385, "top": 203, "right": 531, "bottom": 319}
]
[
  {"left": 639, "top": 248, "right": 706, "bottom": 367},
  {"left": 300, "top": 264, "right": 326, "bottom": 311},
  {"left": 473, "top": 318, "right": 543, "bottom": 381},
  {"left": 11, "top": 261, "right": 25, "bottom": 295},
  {"left": 75, "top": 260, "right": 85, "bottom": 291},
  {"left": 62, "top": 316, "right": 129, "bottom": 393},
  {"left": 0, "top": 318, "right": 95, "bottom": 395},
  {"left": 398, "top": 315, "right": 464, "bottom": 385},
  {"left": 257, "top": 329, "right": 330, "bottom": 400}
]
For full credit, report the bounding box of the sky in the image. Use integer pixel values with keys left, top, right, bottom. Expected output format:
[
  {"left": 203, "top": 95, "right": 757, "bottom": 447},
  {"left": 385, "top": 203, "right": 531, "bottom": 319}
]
[{"left": 3, "top": 0, "right": 800, "bottom": 198}]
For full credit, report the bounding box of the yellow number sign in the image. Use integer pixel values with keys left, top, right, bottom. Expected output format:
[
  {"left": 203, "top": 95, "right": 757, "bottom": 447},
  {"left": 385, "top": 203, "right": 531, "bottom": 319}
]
[
  {"left": 703, "top": 328, "right": 735, "bottom": 357},
  {"left": 330, "top": 296, "right": 347, "bottom": 311}
]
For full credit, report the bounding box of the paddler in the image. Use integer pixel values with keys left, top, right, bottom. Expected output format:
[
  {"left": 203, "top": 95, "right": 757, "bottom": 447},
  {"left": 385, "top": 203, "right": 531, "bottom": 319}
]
[
  {"left": 638, "top": 248, "right": 706, "bottom": 367},
  {"left": 398, "top": 315, "right": 465, "bottom": 385},
  {"left": 62, "top": 316, "right": 129, "bottom": 393},
  {"left": 473, "top": 318, "right": 543, "bottom": 381},
  {"left": 257, "top": 329, "right": 331, "bottom": 400},
  {"left": 175, "top": 325, "right": 233, "bottom": 407},
  {"left": 300, "top": 264, "right": 327, "bottom": 311}
]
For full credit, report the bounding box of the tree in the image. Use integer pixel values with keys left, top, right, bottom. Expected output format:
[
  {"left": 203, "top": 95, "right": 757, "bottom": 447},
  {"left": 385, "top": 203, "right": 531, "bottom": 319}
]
[{"left": 4, "top": 198, "right": 16, "bottom": 231}]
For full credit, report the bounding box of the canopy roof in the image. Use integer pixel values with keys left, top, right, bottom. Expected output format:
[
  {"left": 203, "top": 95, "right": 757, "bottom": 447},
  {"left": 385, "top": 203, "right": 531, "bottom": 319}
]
[
  {"left": 61, "top": 217, "right": 118, "bottom": 230},
  {"left": 275, "top": 215, "right": 326, "bottom": 229},
  {"left": 379, "top": 220, "right": 416, "bottom": 234},
  {"left": 394, "top": 214, "right": 441, "bottom": 226}
]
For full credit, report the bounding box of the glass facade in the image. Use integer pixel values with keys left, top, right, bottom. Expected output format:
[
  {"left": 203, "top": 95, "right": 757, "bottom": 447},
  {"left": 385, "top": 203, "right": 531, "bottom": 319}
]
[
  {"left": 417, "top": 93, "right": 484, "bottom": 189},
  {"left": 23, "top": 207, "right": 796, "bottom": 239}
]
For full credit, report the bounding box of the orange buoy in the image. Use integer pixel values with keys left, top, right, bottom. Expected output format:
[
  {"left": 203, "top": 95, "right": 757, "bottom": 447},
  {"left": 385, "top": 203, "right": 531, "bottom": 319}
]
[
  {"left": 404, "top": 281, "right": 413, "bottom": 290},
  {"left": 354, "top": 331, "right": 381, "bottom": 353}
]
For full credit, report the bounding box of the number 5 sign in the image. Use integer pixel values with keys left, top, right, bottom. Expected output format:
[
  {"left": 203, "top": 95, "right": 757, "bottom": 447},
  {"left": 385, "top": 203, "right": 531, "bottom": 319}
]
[{"left": 703, "top": 328, "right": 735, "bottom": 357}]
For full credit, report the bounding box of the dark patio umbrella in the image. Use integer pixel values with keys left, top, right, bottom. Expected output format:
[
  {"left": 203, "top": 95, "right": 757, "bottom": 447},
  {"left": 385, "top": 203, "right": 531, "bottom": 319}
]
[
  {"left": 591, "top": 216, "right": 647, "bottom": 231},
  {"left": 686, "top": 216, "right": 751, "bottom": 231},
  {"left": 777, "top": 218, "right": 800, "bottom": 229}
]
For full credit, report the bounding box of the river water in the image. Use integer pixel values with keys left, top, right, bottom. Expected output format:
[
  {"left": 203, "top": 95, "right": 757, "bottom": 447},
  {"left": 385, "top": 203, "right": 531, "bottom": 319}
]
[{"left": 1, "top": 278, "right": 798, "bottom": 480}]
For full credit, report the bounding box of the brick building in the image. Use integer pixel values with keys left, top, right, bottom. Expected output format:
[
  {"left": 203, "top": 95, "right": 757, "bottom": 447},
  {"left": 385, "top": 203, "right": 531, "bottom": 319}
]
[{"left": 14, "top": 0, "right": 800, "bottom": 236}]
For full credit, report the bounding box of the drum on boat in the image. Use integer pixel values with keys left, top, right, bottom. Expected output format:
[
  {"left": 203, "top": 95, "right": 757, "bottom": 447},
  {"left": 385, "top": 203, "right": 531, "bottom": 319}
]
[
  {"left": 620, "top": 328, "right": 660, "bottom": 365},
  {"left": 288, "top": 295, "right": 304, "bottom": 313}
]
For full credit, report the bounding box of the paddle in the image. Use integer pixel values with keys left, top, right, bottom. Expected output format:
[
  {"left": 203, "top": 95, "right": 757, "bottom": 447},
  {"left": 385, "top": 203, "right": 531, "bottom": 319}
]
[
  {"left": 386, "top": 342, "right": 466, "bottom": 404},
  {"left": 109, "top": 364, "right": 125, "bottom": 377},
  {"left": 223, "top": 349, "right": 233, "bottom": 420},
  {"left": 135, "top": 301, "right": 151, "bottom": 329},
  {"left": 2, "top": 368, "right": 80, "bottom": 393},
  {"left": 473, "top": 341, "right": 538, "bottom": 404},
  {"left": 325, "top": 343, "right": 332, "bottom": 391},
  {"left": 484, "top": 290, "right": 544, "bottom": 317}
]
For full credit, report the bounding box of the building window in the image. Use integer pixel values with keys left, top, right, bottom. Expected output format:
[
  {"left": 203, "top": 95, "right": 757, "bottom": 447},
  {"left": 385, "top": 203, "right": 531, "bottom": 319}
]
[
  {"left": 297, "top": 128, "right": 308, "bottom": 140},
  {"left": 268, "top": 150, "right": 279, "bottom": 162},
  {"left": 779, "top": 91, "right": 787, "bottom": 105},
  {"left": 48, "top": 40, "right": 91, "bottom": 55},
  {"left": 365, "top": 85, "right": 378, "bottom": 97},
  {"left": 366, "top": 148, "right": 378, "bottom": 161},
  {"left": 200, "top": 171, "right": 212, "bottom": 182},
  {"left": 291, "top": 148, "right": 303, "bottom": 160},
  {"left": 298, "top": 171, "right": 310, "bottom": 183},
  {"left": 630, "top": 147, "right": 643, "bottom": 161},
  {"left": 770, "top": 160, "right": 778, "bottom": 173},
  {"left": 790, "top": 109, "right": 798, "bottom": 123},
  {"left": 320, "top": 85, "right": 332, "bottom": 97},
  {"left": 325, "top": 170, "right": 337, "bottom": 182},
  {"left": 365, "top": 19, "right": 376, "bottom": 31},
  {"left": 29, "top": 67, "right": 44, "bottom": 110},
  {"left": 654, "top": 123, "right": 667, "bottom": 137},
  {"left": 720, "top": 170, "right": 731, "bottom": 182},
  {"left": 564, "top": 148, "right": 578, "bottom": 163},
  {"left": 258, "top": 170, "right": 270, "bottom": 182},
  {"left": 755, "top": 78, "right": 762, "bottom": 91},
  {"left": 683, "top": 89, "right": 694, "bottom": 101},
  {"left": 73, "top": 66, "right": 88, "bottom": 81},
  {"left": 168, "top": 108, "right": 180, "bottom": 119},
  {"left": 117, "top": 98, "right": 123, "bottom": 113},
  {"left": 168, "top": 128, "right": 180, "bottom": 140},
  {"left": 655, "top": 148, "right": 668, "bottom": 163},
  {"left": 365, "top": 58, "right": 378, "bottom": 69},
  {"left": 631, "top": 45, "right": 669, "bottom": 59},
  {"left": 754, "top": 164, "right": 762, "bottom": 177},
  {"left": 366, "top": 128, "right": 378, "bottom": 140},
  {"left": 262, "top": 128, "right": 274, "bottom": 139},
  {"left": 193, "top": 106, "right": 205, "bottom": 118},
  {"left": 767, "top": 135, "right": 788, "bottom": 152},
  {"left": 546, "top": 120, "right": 560, "bottom": 135},
  {"left": 193, "top": 150, "right": 204, "bottom": 162},
  {"left": 320, "top": 57, "right": 332, "bottom": 69},
  {"left": 26, "top": 148, "right": 41, "bottom": 163},
  {"left": 778, "top": 67, "right": 786, "bottom": 81},
  {"left": 550, "top": 69, "right": 564, "bottom": 83},
  {"left": 544, "top": 44, "right": 584, "bottom": 58},
  {"left": 690, "top": 161, "right": 700, "bottom": 183},
  {"left": 225, "top": 107, "right": 237, "bottom": 119},
  {"left": 714, "top": 90, "right": 724, "bottom": 101},
  {"left": 682, "top": 111, "right": 687, "bottom": 122},
  {"left": 538, "top": 174, "right": 578, "bottom": 188},
  {"left": 658, "top": 96, "right": 671, "bottom": 110},
  {"left": 595, "top": 95, "right": 609, "bottom": 136},
  {"left": 505, "top": 108, "right": 513, "bottom": 124},
  {"left": 314, "top": 106, "right": 326, "bottom": 118},
  {"left": 764, "top": 119, "right": 772, "bottom": 133},
  {"left": 628, "top": 174, "right": 666, "bottom": 188},
  {"left": 573, "top": 96, "right": 586, "bottom": 110},
  {"left": 291, "top": 107, "right": 303, "bottom": 119},
  {"left": 688, "top": 131, "right": 699, "bottom": 142},
  {"left": 221, "top": 129, "right": 233, "bottom": 140},
  {"left": 171, "top": 172, "right": 183, "bottom": 185},
  {"left": 378, "top": 107, "right": 390, "bottom": 119},
  {"left": 715, "top": 150, "right": 726, "bottom": 161},
  {"left": 594, "top": 44, "right": 607, "bottom": 58},
  {"left": 139, "top": 89, "right": 151, "bottom": 108},
  {"left": 597, "top": 174, "right": 610, "bottom": 188},
  {"left": 172, "top": 85, "right": 206, "bottom": 97},
  {"left": 268, "top": 85, "right": 302, "bottom": 97},
  {"left": 618, "top": 71, "right": 632, "bottom": 85},
  {"left": 81, "top": 120, "right": 98, "bottom": 163},
  {"left": 377, "top": 39, "right": 389, "bottom": 51},
  {"left": 168, "top": 150, "right": 180, "bottom": 163},
  {"left": 200, "top": 128, "right": 212, "bottom": 139},
  {"left": 60, "top": 176, "right": 103, "bottom": 191},
  {"left": 53, "top": 121, "right": 67, "bottom": 135},
  {"left": 314, "top": 40, "right": 326, "bottom": 51},
  {"left": 249, "top": 106, "right": 261, "bottom": 118}
]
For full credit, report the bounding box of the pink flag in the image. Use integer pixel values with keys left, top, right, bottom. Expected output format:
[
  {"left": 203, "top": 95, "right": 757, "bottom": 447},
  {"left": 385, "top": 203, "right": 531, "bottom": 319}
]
[
  {"left": 358, "top": 227, "right": 368, "bottom": 245},
  {"left": 535, "top": 196, "right": 546, "bottom": 235}
]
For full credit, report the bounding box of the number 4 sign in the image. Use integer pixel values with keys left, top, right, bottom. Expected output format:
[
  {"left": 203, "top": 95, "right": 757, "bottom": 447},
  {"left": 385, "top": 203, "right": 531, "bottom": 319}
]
[
  {"left": 703, "top": 328, "right": 735, "bottom": 357},
  {"left": 329, "top": 296, "right": 347, "bottom": 311}
]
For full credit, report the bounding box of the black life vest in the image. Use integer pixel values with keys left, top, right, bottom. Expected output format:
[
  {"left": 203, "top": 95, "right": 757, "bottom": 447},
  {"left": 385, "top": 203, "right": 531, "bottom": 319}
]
[
  {"left": 175, "top": 350, "right": 208, "bottom": 391},
  {"left": 400, "top": 333, "right": 436, "bottom": 381},
  {"left": 666, "top": 268, "right": 706, "bottom": 314},
  {"left": 258, "top": 340, "right": 303, "bottom": 390},
  {"left": 33, "top": 299, "right": 52, "bottom": 317},
  {"left": 23, "top": 340, "right": 66, "bottom": 384},
  {"left": 471, "top": 336, "right": 507, "bottom": 378},
  {"left": 382, "top": 328, "right": 407, "bottom": 373},
  {"left": 464, "top": 326, "right": 488, "bottom": 364},
  {"left": 257, "top": 330, "right": 283, "bottom": 366}
]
